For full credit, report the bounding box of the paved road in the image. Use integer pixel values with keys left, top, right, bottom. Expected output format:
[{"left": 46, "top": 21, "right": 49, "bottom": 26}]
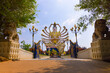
[{"left": 0, "top": 58, "right": 110, "bottom": 73}]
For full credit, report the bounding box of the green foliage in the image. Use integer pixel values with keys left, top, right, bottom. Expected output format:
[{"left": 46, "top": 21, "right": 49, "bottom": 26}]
[
  {"left": 0, "top": 0, "right": 38, "bottom": 28},
  {"left": 21, "top": 40, "right": 31, "bottom": 51},
  {"left": 75, "top": 0, "right": 110, "bottom": 31},
  {"left": 17, "top": 30, "right": 22, "bottom": 35}
]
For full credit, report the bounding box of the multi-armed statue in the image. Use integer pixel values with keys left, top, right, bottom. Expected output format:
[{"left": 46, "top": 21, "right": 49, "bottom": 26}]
[{"left": 41, "top": 22, "right": 69, "bottom": 54}]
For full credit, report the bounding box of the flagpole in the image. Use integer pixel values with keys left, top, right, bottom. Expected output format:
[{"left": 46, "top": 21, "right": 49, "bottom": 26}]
[{"left": 42, "top": 41, "right": 43, "bottom": 51}]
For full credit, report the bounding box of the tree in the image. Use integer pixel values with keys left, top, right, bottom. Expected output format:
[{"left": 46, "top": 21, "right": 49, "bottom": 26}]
[
  {"left": 21, "top": 40, "right": 31, "bottom": 51},
  {"left": 75, "top": 0, "right": 110, "bottom": 31},
  {"left": 0, "top": 0, "right": 38, "bottom": 29}
]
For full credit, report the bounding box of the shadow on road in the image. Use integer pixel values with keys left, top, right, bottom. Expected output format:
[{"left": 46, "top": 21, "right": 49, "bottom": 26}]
[{"left": 23, "top": 59, "right": 110, "bottom": 73}]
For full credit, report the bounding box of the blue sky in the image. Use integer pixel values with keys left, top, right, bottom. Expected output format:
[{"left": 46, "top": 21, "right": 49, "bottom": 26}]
[{"left": 18, "top": 0, "right": 94, "bottom": 51}]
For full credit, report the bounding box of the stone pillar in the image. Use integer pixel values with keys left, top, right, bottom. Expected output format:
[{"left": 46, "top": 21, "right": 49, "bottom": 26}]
[
  {"left": 0, "top": 41, "right": 20, "bottom": 60},
  {"left": 91, "top": 40, "right": 110, "bottom": 60}
]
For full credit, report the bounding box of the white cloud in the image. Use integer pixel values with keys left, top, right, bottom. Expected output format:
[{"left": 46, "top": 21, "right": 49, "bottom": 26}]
[
  {"left": 61, "top": 17, "right": 78, "bottom": 31},
  {"left": 61, "top": 16, "right": 94, "bottom": 48},
  {"left": 62, "top": 18, "right": 74, "bottom": 26}
]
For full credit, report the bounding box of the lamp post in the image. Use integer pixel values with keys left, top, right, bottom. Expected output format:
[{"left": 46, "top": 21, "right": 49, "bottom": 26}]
[
  {"left": 29, "top": 26, "right": 38, "bottom": 48},
  {"left": 42, "top": 41, "right": 43, "bottom": 51},
  {"left": 70, "top": 24, "right": 80, "bottom": 58},
  {"left": 67, "top": 39, "right": 69, "bottom": 54}
]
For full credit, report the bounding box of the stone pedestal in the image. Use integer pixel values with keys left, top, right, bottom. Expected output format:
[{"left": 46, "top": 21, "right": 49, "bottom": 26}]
[
  {"left": 0, "top": 41, "right": 19, "bottom": 60},
  {"left": 91, "top": 40, "right": 110, "bottom": 60}
]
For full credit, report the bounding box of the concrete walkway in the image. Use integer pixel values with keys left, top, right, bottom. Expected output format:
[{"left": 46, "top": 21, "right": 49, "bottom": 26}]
[{"left": 0, "top": 58, "right": 110, "bottom": 73}]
